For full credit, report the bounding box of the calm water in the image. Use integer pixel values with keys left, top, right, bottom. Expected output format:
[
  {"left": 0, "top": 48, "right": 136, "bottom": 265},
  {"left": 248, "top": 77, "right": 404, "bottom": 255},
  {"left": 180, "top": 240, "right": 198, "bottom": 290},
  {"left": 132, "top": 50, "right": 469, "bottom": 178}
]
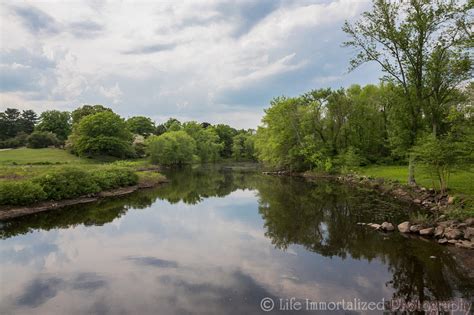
[{"left": 0, "top": 165, "right": 472, "bottom": 314}]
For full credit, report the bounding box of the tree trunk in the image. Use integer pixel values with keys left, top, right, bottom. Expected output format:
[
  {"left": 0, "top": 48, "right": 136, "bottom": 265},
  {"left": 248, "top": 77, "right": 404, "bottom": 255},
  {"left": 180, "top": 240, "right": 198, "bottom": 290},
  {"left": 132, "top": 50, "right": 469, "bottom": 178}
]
[{"left": 408, "top": 154, "right": 416, "bottom": 186}]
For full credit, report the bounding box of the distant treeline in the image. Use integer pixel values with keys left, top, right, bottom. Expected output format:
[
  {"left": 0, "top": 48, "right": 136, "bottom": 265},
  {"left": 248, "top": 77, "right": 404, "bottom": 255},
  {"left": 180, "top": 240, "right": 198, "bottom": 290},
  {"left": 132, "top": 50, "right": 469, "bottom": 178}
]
[{"left": 0, "top": 105, "right": 256, "bottom": 163}]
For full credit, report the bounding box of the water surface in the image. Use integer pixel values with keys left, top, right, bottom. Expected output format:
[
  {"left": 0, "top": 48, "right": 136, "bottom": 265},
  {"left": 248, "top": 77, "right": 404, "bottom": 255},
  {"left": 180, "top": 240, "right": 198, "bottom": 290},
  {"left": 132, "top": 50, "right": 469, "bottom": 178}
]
[{"left": 0, "top": 165, "right": 472, "bottom": 314}]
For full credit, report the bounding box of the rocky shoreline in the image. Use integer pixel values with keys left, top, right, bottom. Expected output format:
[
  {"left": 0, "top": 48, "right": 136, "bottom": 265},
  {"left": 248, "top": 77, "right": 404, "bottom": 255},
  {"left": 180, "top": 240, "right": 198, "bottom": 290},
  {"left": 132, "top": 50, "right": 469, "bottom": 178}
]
[
  {"left": 263, "top": 170, "right": 474, "bottom": 250},
  {"left": 361, "top": 219, "right": 474, "bottom": 250},
  {"left": 0, "top": 178, "right": 169, "bottom": 221}
]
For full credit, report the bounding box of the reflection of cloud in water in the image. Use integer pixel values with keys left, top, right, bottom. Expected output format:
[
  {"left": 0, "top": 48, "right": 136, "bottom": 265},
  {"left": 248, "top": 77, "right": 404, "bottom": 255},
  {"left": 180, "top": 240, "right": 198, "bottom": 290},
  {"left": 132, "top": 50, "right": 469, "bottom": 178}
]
[
  {"left": 1, "top": 168, "right": 471, "bottom": 314},
  {"left": 125, "top": 256, "right": 178, "bottom": 268}
]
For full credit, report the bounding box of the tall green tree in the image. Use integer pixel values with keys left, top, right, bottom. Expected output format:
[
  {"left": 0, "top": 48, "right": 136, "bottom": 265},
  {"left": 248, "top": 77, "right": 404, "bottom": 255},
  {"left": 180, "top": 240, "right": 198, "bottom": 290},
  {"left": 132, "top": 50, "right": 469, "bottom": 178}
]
[
  {"left": 71, "top": 105, "right": 113, "bottom": 125},
  {"left": 36, "top": 110, "right": 71, "bottom": 141},
  {"left": 342, "top": 0, "right": 472, "bottom": 184},
  {"left": 126, "top": 116, "right": 156, "bottom": 136},
  {"left": 147, "top": 131, "right": 196, "bottom": 165},
  {"left": 69, "top": 111, "right": 134, "bottom": 158},
  {"left": 0, "top": 108, "right": 21, "bottom": 139},
  {"left": 19, "top": 110, "right": 38, "bottom": 134}
]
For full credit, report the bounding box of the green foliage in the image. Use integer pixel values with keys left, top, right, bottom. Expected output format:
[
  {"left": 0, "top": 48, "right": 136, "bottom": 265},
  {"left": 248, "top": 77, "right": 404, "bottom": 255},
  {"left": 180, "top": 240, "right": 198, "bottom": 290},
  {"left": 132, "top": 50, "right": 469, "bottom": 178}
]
[
  {"left": 214, "top": 124, "right": 237, "bottom": 158},
  {"left": 413, "top": 133, "right": 473, "bottom": 193},
  {"left": 34, "top": 168, "right": 100, "bottom": 200},
  {"left": 36, "top": 110, "right": 71, "bottom": 141},
  {"left": 69, "top": 111, "right": 134, "bottom": 158},
  {"left": 126, "top": 116, "right": 156, "bottom": 136},
  {"left": 71, "top": 105, "right": 113, "bottom": 125},
  {"left": 147, "top": 131, "right": 196, "bottom": 165},
  {"left": 182, "top": 122, "right": 223, "bottom": 162},
  {"left": 0, "top": 108, "right": 38, "bottom": 142},
  {"left": 92, "top": 167, "right": 138, "bottom": 190},
  {"left": 0, "top": 181, "right": 46, "bottom": 205},
  {"left": 232, "top": 132, "right": 256, "bottom": 161},
  {"left": 26, "top": 131, "right": 59, "bottom": 148},
  {"left": 0, "top": 132, "right": 28, "bottom": 149}
]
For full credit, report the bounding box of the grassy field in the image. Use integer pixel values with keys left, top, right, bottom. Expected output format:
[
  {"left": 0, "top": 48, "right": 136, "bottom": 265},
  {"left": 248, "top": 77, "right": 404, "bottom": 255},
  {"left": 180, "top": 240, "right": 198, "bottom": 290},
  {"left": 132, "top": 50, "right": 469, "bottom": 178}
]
[
  {"left": 0, "top": 148, "right": 149, "bottom": 182},
  {"left": 0, "top": 148, "right": 88, "bottom": 165},
  {"left": 357, "top": 165, "right": 474, "bottom": 196}
]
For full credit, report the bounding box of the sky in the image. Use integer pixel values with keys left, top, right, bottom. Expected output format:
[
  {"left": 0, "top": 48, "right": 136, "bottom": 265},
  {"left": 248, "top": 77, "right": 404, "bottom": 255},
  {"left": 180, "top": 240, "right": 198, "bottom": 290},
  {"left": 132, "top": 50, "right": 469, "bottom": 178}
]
[{"left": 0, "top": 0, "right": 381, "bottom": 129}]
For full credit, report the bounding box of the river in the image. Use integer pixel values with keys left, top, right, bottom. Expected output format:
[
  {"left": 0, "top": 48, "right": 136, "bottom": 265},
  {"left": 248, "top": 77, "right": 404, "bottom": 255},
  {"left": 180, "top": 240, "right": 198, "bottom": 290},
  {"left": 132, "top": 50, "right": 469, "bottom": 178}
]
[{"left": 0, "top": 165, "right": 472, "bottom": 314}]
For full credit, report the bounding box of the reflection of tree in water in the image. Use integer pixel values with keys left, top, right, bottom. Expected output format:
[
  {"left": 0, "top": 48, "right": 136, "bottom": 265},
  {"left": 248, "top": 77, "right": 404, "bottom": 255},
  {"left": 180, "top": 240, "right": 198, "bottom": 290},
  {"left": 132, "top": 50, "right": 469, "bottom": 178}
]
[
  {"left": 0, "top": 166, "right": 258, "bottom": 239},
  {"left": 0, "top": 189, "right": 160, "bottom": 239},
  {"left": 156, "top": 166, "right": 258, "bottom": 204},
  {"left": 256, "top": 176, "right": 474, "bottom": 302}
]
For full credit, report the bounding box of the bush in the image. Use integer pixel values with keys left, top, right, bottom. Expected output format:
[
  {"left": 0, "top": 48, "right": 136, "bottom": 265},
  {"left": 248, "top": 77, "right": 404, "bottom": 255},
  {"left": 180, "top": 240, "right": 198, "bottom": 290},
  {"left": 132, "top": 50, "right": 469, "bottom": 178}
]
[
  {"left": 147, "top": 131, "right": 196, "bottom": 165},
  {"left": 27, "top": 131, "right": 59, "bottom": 148},
  {"left": 92, "top": 167, "right": 138, "bottom": 190},
  {"left": 0, "top": 132, "right": 28, "bottom": 149},
  {"left": 69, "top": 111, "right": 134, "bottom": 158},
  {"left": 0, "top": 181, "right": 46, "bottom": 205},
  {"left": 34, "top": 168, "right": 100, "bottom": 200}
]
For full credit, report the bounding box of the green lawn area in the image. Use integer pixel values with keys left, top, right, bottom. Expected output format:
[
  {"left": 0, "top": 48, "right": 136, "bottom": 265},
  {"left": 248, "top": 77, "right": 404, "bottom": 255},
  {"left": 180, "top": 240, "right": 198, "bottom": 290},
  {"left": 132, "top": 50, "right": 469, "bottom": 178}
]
[
  {"left": 357, "top": 165, "right": 474, "bottom": 196},
  {"left": 0, "top": 148, "right": 149, "bottom": 182},
  {"left": 0, "top": 148, "right": 90, "bottom": 165}
]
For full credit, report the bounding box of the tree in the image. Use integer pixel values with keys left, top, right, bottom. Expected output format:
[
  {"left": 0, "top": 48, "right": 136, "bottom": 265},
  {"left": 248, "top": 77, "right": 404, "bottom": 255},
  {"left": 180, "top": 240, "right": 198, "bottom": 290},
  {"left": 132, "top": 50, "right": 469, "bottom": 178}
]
[
  {"left": 126, "top": 116, "right": 156, "bottom": 136},
  {"left": 26, "top": 131, "right": 59, "bottom": 148},
  {"left": 71, "top": 105, "right": 112, "bottom": 125},
  {"left": 232, "top": 132, "right": 256, "bottom": 161},
  {"left": 19, "top": 110, "right": 38, "bottom": 134},
  {"left": 214, "top": 124, "right": 237, "bottom": 158},
  {"left": 413, "top": 133, "right": 472, "bottom": 194},
  {"left": 69, "top": 112, "right": 134, "bottom": 158},
  {"left": 0, "top": 108, "right": 21, "bottom": 140},
  {"left": 147, "top": 131, "right": 196, "bottom": 165},
  {"left": 36, "top": 110, "right": 71, "bottom": 141},
  {"left": 183, "top": 121, "right": 223, "bottom": 162},
  {"left": 342, "top": 0, "right": 472, "bottom": 184}
]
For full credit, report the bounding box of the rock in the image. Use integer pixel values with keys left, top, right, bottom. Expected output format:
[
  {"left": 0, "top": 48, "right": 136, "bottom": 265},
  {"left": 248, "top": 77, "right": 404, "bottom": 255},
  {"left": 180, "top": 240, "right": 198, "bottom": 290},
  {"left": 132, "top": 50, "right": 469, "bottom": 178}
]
[
  {"left": 434, "top": 226, "right": 445, "bottom": 238},
  {"left": 381, "top": 222, "right": 395, "bottom": 231},
  {"left": 410, "top": 225, "right": 423, "bottom": 233},
  {"left": 438, "top": 238, "right": 448, "bottom": 244},
  {"left": 429, "top": 256, "right": 436, "bottom": 259},
  {"left": 438, "top": 220, "right": 455, "bottom": 228},
  {"left": 448, "top": 239, "right": 459, "bottom": 244},
  {"left": 413, "top": 199, "right": 422, "bottom": 204},
  {"left": 464, "top": 227, "right": 474, "bottom": 239},
  {"left": 465, "top": 218, "right": 474, "bottom": 226},
  {"left": 369, "top": 223, "right": 381, "bottom": 230},
  {"left": 398, "top": 221, "right": 411, "bottom": 233},
  {"left": 456, "top": 223, "right": 467, "bottom": 229},
  {"left": 444, "top": 227, "right": 463, "bottom": 240},
  {"left": 419, "top": 227, "right": 434, "bottom": 236},
  {"left": 447, "top": 196, "right": 454, "bottom": 204},
  {"left": 455, "top": 240, "right": 474, "bottom": 249}
]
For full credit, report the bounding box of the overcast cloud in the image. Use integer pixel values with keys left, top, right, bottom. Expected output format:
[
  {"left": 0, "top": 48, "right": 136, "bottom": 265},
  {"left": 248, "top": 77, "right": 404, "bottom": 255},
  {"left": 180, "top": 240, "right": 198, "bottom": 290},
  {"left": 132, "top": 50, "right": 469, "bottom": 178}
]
[{"left": 0, "top": 0, "right": 380, "bottom": 128}]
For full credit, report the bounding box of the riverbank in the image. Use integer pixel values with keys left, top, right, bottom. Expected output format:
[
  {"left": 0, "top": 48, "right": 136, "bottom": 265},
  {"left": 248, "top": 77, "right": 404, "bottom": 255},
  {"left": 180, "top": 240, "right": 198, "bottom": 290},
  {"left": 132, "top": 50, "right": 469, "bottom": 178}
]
[
  {"left": 263, "top": 170, "right": 474, "bottom": 249},
  {"left": 0, "top": 174, "right": 169, "bottom": 220}
]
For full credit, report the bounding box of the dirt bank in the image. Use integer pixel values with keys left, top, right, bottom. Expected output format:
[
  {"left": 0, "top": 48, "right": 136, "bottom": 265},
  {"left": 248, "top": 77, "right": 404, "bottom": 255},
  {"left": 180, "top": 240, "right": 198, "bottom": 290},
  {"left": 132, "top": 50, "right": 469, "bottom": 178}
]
[{"left": 0, "top": 179, "right": 169, "bottom": 220}]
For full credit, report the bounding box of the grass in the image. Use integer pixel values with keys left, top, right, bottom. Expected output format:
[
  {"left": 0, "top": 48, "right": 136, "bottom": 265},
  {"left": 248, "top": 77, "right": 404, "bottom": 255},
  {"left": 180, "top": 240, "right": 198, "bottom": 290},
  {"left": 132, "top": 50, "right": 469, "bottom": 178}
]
[
  {"left": 356, "top": 164, "right": 474, "bottom": 220},
  {"left": 356, "top": 165, "right": 474, "bottom": 196},
  {"left": 0, "top": 148, "right": 87, "bottom": 165},
  {"left": 0, "top": 148, "right": 152, "bottom": 183}
]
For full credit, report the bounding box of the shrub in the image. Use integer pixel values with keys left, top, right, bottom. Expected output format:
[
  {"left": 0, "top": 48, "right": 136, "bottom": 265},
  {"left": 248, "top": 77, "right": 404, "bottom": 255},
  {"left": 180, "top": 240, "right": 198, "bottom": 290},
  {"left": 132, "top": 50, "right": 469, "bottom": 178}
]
[
  {"left": 0, "top": 181, "right": 46, "bottom": 205},
  {"left": 34, "top": 168, "right": 100, "bottom": 200},
  {"left": 0, "top": 132, "right": 28, "bottom": 149},
  {"left": 27, "top": 131, "right": 59, "bottom": 148},
  {"left": 147, "top": 131, "right": 196, "bottom": 165},
  {"left": 69, "top": 111, "right": 134, "bottom": 158},
  {"left": 92, "top": 167, "right": 138, "bottom": 190}
]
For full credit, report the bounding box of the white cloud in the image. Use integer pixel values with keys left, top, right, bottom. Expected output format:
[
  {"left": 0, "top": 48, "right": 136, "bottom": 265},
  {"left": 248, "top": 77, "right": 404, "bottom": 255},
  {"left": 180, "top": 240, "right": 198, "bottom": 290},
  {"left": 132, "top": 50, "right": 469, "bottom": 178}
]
[{"left": 0, "top": 0, "right": 376, "bottom": 128}]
